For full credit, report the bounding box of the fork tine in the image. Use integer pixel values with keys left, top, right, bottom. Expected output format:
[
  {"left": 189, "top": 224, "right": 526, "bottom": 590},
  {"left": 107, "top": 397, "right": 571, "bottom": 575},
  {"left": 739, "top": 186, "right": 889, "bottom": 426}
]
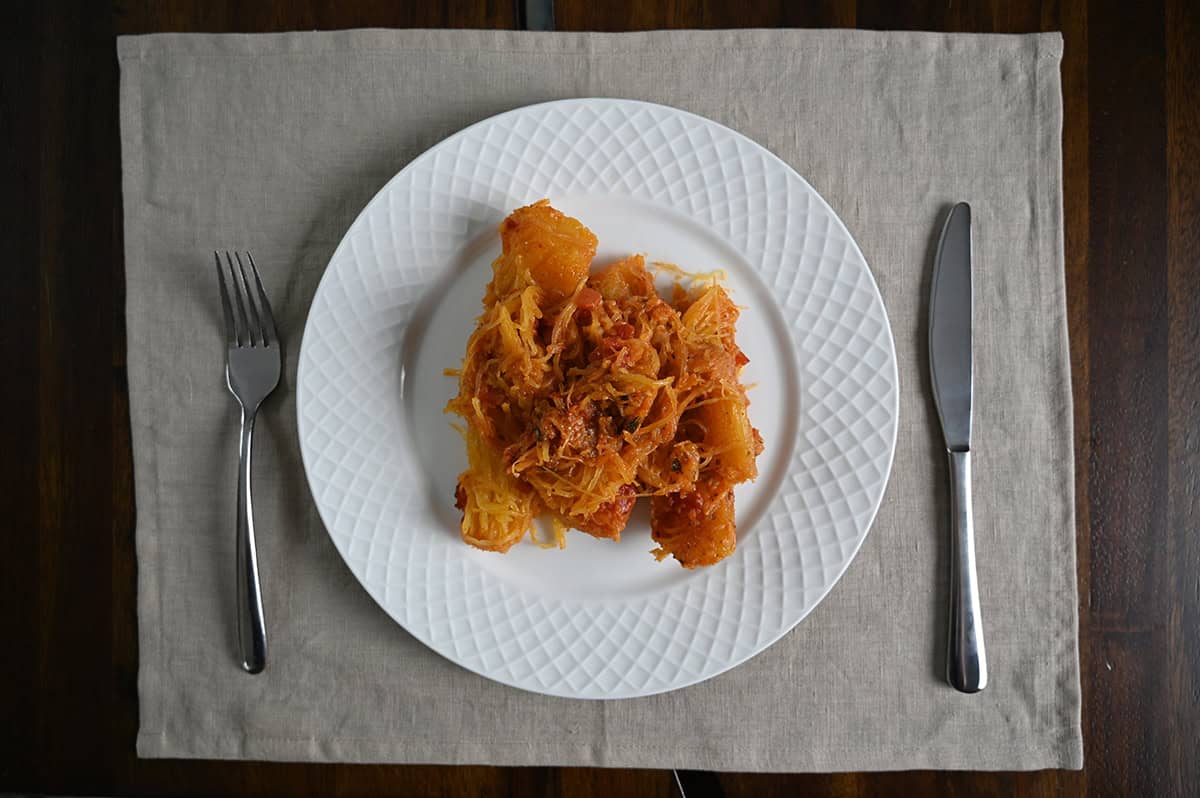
[
  {"left": 224, "top": 251, "right": 251, "bottom": 346},
  {"left": 230, "top": 252, "right": 264, "bottom": 345},
  {"left": 214, "top": 251, "right": 237, "bottom": 346},
  {"left": 232, "top": 252, "right": 262, "bottom": 347},
  {"left": 243, "top": 252, "right": 277, "bottom": 348}
]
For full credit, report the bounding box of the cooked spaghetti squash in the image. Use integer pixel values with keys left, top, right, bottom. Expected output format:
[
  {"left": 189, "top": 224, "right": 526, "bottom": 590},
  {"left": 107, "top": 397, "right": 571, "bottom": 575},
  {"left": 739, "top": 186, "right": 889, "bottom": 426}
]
[{"left": 446, "top": 200, "right": 763, "bottom": 568}]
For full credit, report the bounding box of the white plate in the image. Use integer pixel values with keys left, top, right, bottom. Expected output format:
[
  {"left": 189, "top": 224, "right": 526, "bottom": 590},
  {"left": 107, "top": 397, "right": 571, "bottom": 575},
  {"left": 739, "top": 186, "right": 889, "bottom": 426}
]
[{"left": 297, "top": 99, "right": 898, "bottom": 699}]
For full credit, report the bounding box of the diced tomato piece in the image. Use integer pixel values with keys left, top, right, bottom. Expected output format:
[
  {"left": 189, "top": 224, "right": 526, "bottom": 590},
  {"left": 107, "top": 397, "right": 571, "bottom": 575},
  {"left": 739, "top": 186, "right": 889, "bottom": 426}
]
[{"left": 576, "top": 287, "right": 602, "bottom": 310}]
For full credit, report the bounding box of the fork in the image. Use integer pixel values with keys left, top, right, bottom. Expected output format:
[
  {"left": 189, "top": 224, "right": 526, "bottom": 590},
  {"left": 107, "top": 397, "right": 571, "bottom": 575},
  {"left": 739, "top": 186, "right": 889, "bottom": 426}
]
[{"left": 215, "top": 251, "right": 281, "bottom": 674}]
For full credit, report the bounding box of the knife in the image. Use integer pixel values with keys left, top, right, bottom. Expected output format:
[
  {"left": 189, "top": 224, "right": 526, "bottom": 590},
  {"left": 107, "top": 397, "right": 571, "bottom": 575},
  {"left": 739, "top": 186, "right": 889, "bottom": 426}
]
[{"left": 929, "top": 202, "right": 988, "bottom": 693}]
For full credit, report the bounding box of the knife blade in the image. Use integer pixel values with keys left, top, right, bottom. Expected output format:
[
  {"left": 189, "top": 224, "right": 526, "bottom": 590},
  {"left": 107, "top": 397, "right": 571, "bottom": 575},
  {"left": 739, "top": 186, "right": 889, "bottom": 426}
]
[{"left": 929, "top": 202, "right": 988, "bottom": 693}]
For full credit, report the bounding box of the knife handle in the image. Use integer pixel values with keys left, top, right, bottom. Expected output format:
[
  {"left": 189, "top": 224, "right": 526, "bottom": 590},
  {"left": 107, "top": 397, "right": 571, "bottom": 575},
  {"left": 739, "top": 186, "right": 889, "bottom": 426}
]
[{"left": 947, "top": 449, "right": 987, "bottom": 693}]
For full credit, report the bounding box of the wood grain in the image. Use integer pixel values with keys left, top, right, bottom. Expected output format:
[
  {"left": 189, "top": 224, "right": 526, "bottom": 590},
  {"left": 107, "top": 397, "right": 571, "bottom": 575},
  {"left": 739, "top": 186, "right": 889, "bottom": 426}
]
[
  {"left": 30, "top": 0, "right": 120, "bottom": 790},
  {"left": 1084, "top": 1, "right": 1172, "bottom": 795},
  {"left": 1165, "top": 0, "right": 1200, "bottom": 794},
  {"left": 3, "top": 0, "right": 1196, "bottom": 794},
  {"left": 0, "top": 2, "right": 40, "bottom": 788}
]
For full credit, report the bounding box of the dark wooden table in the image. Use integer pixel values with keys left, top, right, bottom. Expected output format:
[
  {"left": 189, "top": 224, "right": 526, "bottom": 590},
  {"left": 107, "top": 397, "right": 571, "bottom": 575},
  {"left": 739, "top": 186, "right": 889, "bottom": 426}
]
[{"left": 4, "top": 0, "right": 1197, "bottom": 795}]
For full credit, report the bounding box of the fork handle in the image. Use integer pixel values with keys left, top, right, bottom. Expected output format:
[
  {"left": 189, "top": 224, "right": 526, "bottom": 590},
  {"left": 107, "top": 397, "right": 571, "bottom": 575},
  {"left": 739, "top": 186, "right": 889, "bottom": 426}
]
[{"left": 236, "top": 408, "right": 267, "bottom": 674}]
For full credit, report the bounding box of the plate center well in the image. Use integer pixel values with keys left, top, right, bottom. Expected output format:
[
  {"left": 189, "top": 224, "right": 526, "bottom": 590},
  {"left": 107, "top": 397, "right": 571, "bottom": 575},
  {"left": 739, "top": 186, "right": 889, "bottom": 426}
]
[{"left": 403, "top": 194, "right": 800, "bottom": 599}]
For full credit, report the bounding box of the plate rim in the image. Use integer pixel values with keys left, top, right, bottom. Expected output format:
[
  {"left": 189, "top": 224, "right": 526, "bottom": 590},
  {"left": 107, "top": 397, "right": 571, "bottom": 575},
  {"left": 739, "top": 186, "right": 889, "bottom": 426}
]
[{"left": 296, "top": 97, "right": 900, "bottom": 699}]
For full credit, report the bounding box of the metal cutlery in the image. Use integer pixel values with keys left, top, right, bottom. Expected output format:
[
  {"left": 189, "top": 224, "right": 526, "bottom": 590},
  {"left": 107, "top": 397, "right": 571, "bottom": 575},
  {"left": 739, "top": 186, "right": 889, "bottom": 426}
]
[
  {"left": 929, "top": 203, "right": 988, "bottom": 693},
  {"left": 215, "top": 251, "right": 280, "bottom": 674}
]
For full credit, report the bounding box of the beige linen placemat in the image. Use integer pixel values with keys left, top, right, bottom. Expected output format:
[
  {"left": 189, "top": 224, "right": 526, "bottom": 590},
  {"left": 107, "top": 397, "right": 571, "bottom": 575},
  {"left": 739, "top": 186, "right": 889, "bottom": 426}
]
[{"left": 119, "top": 29, "right": 1081, "bottom": 770}]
